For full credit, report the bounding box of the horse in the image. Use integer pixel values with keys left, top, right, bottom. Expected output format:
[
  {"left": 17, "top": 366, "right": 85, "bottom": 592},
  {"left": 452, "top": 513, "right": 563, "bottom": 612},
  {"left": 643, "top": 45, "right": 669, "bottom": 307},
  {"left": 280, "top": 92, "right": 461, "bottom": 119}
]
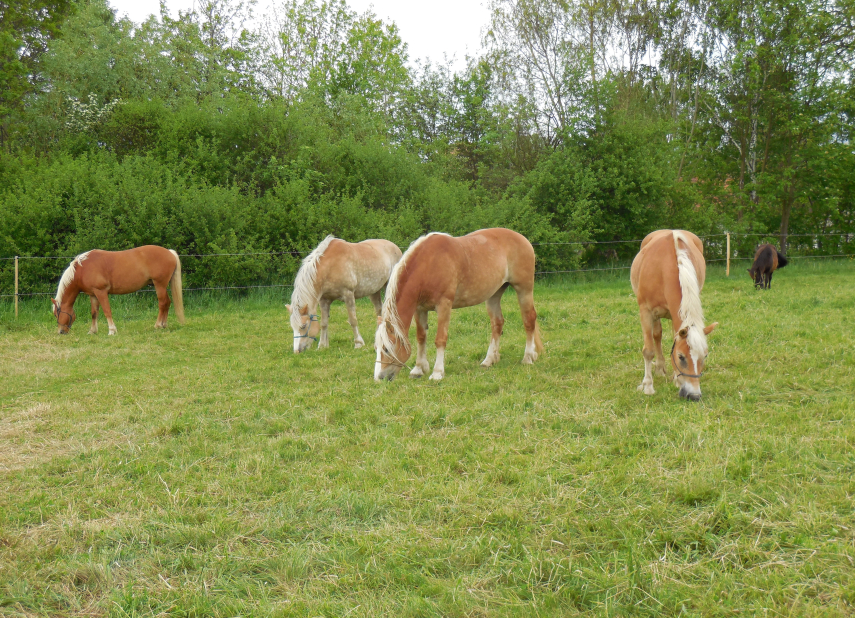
[
  {"left": 630, "top": 230, "right": 718, "bottom": 401},
  {"left": 52, "top": 245, "right": 184, "bottom": 335},
  {"left": 374, "top": 228, "right": 544, "bottom": 382},
  {"left": 748, "top": 243, "right": 788, "bottom": 289},
  {"left": 286, "top": 235, "right": 402, "bottom": 353}
]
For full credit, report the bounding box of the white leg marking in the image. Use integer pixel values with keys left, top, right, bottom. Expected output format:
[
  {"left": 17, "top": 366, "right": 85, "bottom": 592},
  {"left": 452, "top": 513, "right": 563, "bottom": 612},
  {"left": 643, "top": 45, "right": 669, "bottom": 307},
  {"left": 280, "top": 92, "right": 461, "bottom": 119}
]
[
  {"left": 429, "top": 347, "right": 445, "bottom": 381},
  {"left": 638, "top": 355, "right": 655, "bottom": 395}
]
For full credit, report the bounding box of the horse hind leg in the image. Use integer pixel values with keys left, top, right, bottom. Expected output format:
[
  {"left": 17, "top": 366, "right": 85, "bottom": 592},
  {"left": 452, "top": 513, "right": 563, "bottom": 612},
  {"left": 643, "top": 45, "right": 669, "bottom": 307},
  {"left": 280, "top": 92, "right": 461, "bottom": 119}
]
[
  {"left": 89, "top": 295, "right": 99, "bottom": 335},
  {"left": 637, "top": 309, "right": 656, "bottom": 395},
  {"left": 652, "top": 317, "right": 667, "bottom": 377},
  {"left": 154, "top": 283, "right": 171, "bottom": 328},
  {"left": 343, "top": 291, "right": 364, "bottom": 349},
  {"left": 410, "top": 308, "right": 430, "bottom": 378},
  {"left": 513, "top": 284, "right": 540, "bottom": 364},
  {"left": 482, "top": 286, "right": 507, "bottom": 368},
  {"left": 370, "top": 290, "right": 383, "bottom": 327}
]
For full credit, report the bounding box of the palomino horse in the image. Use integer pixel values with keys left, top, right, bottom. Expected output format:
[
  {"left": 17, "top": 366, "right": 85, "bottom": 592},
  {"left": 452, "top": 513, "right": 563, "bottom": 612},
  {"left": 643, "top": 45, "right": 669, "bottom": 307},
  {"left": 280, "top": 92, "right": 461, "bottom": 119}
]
[
  {"left": 287, "top": 236, "right": 402, "bottom": 352},
  {"left": 630, "top": 230, "right": 718, "bottom": 400},
  {"left": 374, "top": 228, "right": 543, "bottom": 382},
  {"left": 748, "top": 243, "right": 788, "bottom": 289},
  {"left": 52, "top": 245, "right": 184, "bottom": 335}
]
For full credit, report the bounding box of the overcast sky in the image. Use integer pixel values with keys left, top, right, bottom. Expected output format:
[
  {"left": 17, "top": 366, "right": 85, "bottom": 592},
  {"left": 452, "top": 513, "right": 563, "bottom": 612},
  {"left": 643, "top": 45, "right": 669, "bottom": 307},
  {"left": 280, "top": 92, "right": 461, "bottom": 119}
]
[{"left": 108, "top": 0, "right": 491, "bottom": 70}]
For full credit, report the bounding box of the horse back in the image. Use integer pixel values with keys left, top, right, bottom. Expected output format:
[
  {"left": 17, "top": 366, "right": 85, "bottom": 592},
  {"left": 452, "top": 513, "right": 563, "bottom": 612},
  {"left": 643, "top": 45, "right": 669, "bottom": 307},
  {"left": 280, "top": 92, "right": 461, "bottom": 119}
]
[
  {"left": 79, "top": 246, "right": 177, "bottom": 293},
  {"left": 632, "top": 230, "right": 704, "bottom": 312},
  {"left": 316, "top": 238, "right": 401, "bottom": 298}
]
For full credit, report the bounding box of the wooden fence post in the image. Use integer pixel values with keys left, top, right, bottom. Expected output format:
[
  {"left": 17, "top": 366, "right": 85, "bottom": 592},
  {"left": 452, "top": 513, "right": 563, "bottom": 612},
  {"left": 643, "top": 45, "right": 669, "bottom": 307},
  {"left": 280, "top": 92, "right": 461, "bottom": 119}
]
[
  {"left": 726, "top": 233, "right": 731, "bottom": 276},
  {"left": 14, "top": 256, "right": 19, "bottom": 318}
]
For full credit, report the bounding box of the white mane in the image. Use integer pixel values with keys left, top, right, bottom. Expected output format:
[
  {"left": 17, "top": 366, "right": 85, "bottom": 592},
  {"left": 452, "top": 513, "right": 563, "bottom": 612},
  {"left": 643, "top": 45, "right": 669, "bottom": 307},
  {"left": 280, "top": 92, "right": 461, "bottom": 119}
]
[
  {"left": 289, "top": 235, "right": 336, "bottom": 331},
  {"left": 376, "top": 232, "right": 449, "bottom": 362},
  {"left": 672, "top": 231, "right": 708, "bottom": 357},
  {"left": 54, "top": 251, "right": 92, "bottom": 309}
]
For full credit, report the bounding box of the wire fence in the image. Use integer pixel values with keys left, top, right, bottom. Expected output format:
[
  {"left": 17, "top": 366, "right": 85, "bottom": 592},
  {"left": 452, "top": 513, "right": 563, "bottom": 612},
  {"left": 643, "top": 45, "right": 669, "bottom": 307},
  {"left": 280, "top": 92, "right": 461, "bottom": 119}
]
[{"left": 2, "top": 233, "right": 854, "bottom": 309}]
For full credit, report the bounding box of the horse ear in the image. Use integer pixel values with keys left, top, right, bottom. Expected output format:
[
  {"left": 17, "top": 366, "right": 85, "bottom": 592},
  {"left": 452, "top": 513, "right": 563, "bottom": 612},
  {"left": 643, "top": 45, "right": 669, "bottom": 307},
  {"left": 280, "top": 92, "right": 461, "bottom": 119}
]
[
  {"left": 704, "top": 322, "right": 719, "bottom": 336},
  {"left": 678, "top": 327, "right": 688, "bottom": 339},
  {"left": 285, "top": 304, "right": 292, "bottom": 313},
  {"left": 51, "top": 298, "right": 58, "bottom": 307},
  {"left": 299, "top": 305, "right": 308, "bottom": 316},
  {"left": 746, "top": 268, "right": 751, "bottom": 274}
]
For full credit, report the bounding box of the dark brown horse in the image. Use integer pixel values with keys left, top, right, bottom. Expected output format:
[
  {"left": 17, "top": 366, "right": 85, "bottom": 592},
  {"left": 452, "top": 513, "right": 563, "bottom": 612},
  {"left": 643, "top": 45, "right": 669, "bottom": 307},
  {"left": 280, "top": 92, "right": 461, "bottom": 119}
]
[
  {"left": 52, "top": 246, "right": 184, "bottom": 335},
  {"left": 748, "top": 244, "right": 788, "bottom": 289}
]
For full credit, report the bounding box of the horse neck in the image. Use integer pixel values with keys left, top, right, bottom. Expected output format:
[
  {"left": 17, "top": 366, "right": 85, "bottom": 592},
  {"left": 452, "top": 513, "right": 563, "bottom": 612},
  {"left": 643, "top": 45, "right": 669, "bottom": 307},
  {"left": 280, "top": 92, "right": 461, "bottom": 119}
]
[
  {"left": 61, "top": 281, "right": 82, "bottom": 311},
  {"left": 391, "top": 272, "right": 419, "bottom": 340}
]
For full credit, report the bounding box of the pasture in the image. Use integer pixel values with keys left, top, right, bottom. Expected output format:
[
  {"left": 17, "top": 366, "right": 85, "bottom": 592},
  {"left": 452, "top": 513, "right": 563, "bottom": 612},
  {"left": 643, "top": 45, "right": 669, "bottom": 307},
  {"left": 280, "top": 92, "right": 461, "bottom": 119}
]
[{"left": 1, "top": 260, "right": 854, "bottom": 617}]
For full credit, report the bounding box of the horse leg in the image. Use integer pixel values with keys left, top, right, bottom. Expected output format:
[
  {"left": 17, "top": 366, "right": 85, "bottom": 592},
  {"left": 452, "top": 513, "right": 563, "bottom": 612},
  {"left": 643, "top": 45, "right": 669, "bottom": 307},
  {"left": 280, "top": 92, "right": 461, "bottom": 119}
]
[
  {"left": 89, "top": 295, "right": 99, "bottom": 335},
  {"left": 652, "top": 317, "right": 667, "bottom": 377},
  {"left": 370, "top": 290, "right": 383, "bottom": 327},
  {"left": 767, "top": 271, "right": 773, "bottom": 289},
  {"left": 154, "top": 283, "right": 170, "bottom": 328},
  {"left": 430, "top": 298, "right": 452, "bottom": 381},
  {"left": 514, "top": 284, "right": 539, "bottom": 364},
  {"left": 637, "top": 309, "right": 656, "bottom": 395},
  {"left": 410, "top": 308, "right": 430, "bottom": 378},
  {"left": 482, "top": 286, "right": 506, "bottom": 367},
  {"left": 318, "top": 299, "right": 331, "bottom": 349},
  {"left": 343, "top": 291, "right": 364, "bottom": 349},
  {"left": 93, "top": 290, "right": 117, "bottom": 335}
]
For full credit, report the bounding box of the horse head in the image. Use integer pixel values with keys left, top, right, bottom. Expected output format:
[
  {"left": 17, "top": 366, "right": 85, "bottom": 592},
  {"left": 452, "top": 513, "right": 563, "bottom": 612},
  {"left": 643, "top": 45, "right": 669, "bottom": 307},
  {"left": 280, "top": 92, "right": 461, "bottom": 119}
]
[
  {"left": 287, "top": 304, "right": 319, "bottom": 353},
  {"left": 374, "top": 319, "right": 410, "bottom": 381},
  {"left": 52, "top": 299, "right": 76, "bottom": 334},
  {"left": 672, "top": 322, "right": 718, "bottom": 401}
]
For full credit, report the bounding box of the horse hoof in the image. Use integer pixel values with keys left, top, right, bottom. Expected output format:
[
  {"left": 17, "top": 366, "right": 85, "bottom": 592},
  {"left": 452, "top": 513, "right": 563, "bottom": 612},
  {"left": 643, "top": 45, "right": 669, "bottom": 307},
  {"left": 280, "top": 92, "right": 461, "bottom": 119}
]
[
  {"left": 429, "top": 372, "right": 443, "bottom": 381},
  {"left": 354, "top": 341, "right": 365, "bottom": 349},
  {"left": 409, "top": 368, "right": 424, "bottom": 378},
  {"left": 108, "top": 331, "right": 117, "bottom": 336}
]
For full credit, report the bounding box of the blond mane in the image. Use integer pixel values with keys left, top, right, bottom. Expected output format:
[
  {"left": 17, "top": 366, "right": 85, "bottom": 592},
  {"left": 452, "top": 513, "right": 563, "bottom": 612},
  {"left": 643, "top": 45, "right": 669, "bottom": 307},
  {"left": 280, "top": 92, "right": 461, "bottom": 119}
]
[
  {"left": 376, "top": 232, "right": 449, "bottom": 362},
  {"left": 672, "top": 231, "right": 708, "bottom": 357},
  {"left": 53, "top": 251, "right": 92, "bottom": 309},
  {"left": 289, "top": 235, "right": 336, "bottom": 331}
]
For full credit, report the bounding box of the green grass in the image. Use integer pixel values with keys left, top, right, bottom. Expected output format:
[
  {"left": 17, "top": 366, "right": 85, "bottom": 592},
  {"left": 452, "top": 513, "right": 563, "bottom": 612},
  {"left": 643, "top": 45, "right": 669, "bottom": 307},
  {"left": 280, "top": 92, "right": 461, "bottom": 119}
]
[{"left": 1, "top": 260, "right": 854, "bottom": 617}]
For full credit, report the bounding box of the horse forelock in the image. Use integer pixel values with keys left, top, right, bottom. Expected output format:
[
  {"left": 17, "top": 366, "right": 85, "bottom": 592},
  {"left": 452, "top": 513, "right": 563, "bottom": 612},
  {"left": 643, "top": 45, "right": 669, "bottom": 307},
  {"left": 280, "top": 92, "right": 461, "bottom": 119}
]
[
  {"left": 289, "top": 235, "right": 335, "bottom": 331},
  {"left": 672, "top": 231, "right": 707, "bottom": 357},
  {"left": 54, "top": 251, "right": 92, "bottom": 309},
  {"left": 378, "top": 233, "right": 449, "bottom": 363}
]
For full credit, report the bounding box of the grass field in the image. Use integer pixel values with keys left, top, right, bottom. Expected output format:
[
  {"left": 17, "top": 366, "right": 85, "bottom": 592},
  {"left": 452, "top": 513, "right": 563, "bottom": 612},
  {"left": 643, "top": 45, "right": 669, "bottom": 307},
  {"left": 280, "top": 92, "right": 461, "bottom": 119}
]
[{"left": 1, "top": 260, "right": 854, "bottom": 617}]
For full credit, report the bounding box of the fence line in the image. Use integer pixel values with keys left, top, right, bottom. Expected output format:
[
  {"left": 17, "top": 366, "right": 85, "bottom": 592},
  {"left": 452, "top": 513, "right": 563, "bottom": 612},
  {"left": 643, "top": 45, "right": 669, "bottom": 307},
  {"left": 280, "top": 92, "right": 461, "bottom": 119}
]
[
  {"left": 2, "top": 232, "right": 853, "bottom": 262},
  {"left": 3, "top": 233, "right": 854, "bottom": 311}
]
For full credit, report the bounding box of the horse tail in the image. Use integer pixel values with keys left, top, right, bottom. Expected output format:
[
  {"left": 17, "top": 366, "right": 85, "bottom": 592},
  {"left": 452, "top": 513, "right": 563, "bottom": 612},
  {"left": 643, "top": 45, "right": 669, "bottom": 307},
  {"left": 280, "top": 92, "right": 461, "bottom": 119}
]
[
  {"left": 534, "top": 321, "right": 544, "bottom": 355},
  {"left": 169, "top": 250, "right": 185, "bottom": 324},
  {"left": 776, "top": 250, "right": 789, "bottom": 268}
]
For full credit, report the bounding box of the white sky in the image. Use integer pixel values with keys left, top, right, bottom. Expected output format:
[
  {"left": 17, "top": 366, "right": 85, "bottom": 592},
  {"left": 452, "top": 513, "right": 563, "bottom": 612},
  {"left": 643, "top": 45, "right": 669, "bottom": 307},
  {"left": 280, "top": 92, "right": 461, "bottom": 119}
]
[{"left": 108, "top": 0, "right": 491, "bottom": 70}]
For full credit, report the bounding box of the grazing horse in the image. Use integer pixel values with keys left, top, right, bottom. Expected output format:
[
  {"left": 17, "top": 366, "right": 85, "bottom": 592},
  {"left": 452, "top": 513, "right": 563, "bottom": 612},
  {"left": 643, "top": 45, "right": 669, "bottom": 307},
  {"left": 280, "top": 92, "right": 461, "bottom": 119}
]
[
  {"left": 286, "top": 236, "right": 402, "bottom": 352},
  {"left": 630, "top": 230, "right": 718, "bottom": 400},
  {"left": 748, "top": 243, "right": 788, "bottom": 289},
  {"left": 374, "top": 228, "right": 543, "bottom": 382},
  {"left": 52, "top": 245, "right": 184, "bottom": 335}
]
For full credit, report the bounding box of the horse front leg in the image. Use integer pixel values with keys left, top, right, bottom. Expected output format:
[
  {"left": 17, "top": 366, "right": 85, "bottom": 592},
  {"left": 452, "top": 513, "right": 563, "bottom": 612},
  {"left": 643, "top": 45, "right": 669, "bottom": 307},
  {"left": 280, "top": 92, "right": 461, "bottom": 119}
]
[
  {"left": 637, "top": 308, "right": 656, "bottom": 395},
  {"left": 343, "top": 291, "right": 364, "bottom": 349},
  {"left": 652, "top": 317, "right": 667, "bottom": 377},
  {"left": 318, "top": 299, "right": 331, "bottom": 349},
  {"left": 89, "top": 295, "right": 100, "bottom": 335},
  {"left": 93, "top": 289, "right": 117, "bottom": 335},
  {"left": 154, "top": 283, "right": 171, "bottom": 328},
  {"left": 410, "top": 308, "right": 430, "bottom": 378},
  {"left": 430, "top": 298, "right": 452, "bottom": 381}
]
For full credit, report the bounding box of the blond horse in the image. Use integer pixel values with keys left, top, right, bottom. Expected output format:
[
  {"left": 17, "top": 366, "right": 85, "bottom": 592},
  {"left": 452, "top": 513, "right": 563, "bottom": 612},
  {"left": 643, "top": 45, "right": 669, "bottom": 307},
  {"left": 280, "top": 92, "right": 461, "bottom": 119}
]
[
  {"left": 52, "top": 245, "right": 184, "bottom": 335},
  {"left": 374, "top": 228, "right": 543, "bottom": 381},
  {"left": 287, "top": 236, "right": 402, "bottom": 352},
  {"left": 630, "top": 230, "right": 718, "bottom": 400}
]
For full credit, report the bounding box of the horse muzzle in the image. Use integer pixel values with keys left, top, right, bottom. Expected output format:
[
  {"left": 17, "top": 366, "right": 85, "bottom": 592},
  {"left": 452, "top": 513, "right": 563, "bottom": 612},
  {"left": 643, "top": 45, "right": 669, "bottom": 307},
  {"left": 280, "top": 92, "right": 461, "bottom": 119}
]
[{"left": 678, "top": 384, "right": 701, "bottom": 401}]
